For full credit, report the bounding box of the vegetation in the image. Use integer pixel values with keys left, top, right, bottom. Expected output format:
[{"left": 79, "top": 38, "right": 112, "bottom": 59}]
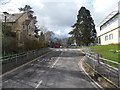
[
  {"left": 89, "top": 45, "right": 119, "bottom": 68},
  {"left": 2, "top": 5, "right": 49, "bottom": 56},
  {"left": 67, "top": 37, "right": 74, "bottom": 45},
  {"left": 2, "top": 25, "right": 16, "bottom": 37},
  {"left": 89, "top": 45, "right": 119, "bottom": 62},
  {"left": 69, "top": 7, "right": 96, "bottom": 46}
]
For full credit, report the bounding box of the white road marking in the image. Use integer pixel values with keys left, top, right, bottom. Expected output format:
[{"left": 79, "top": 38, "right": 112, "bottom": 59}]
[
  {"left": 4, "top": 80, "right": 8, "bottom": 83},
  {"left": 36, "top": 52, "right": 63, "bottom": 88},
  {"left": 51, "top": 52, "right": 63, "bottom": 68},
  {"left": 35, "top": 80, "right": 42, "bottom": 88}
]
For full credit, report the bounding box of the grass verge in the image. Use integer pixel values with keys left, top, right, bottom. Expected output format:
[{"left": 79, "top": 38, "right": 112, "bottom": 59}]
[
  {"left": 88, "top": 45, "right": 119, "bottom": 68},
  {"left": 89, "top": 45, "right": 119, "bottom": 62}
]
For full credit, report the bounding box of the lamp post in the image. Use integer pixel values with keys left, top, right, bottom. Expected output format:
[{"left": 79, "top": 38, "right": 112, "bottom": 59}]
[
  {"left": 2, "top": 12, "right": 9, "bottom": 56},
  {"left": 3, "top": 12, "right": 9, "bottom": 30}
]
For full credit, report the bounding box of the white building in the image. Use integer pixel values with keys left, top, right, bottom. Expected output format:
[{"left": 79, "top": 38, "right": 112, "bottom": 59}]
[{"left": 97, "top": 2, "right": 120, "bottom": 45}]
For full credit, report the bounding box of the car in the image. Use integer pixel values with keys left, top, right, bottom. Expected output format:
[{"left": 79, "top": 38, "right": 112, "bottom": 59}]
[
  {"left": 60, "top": 46, "right": 63, "bottom": 48},
  {"left": 54, "top": 45, "right": 60, "bottom": 48},
  {"left": 68, "top": 44, "right": 79, "bottom": 48}
]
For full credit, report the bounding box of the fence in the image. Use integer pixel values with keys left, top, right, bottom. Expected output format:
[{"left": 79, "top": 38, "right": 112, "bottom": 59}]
[
  {"left": 85, "top": 51, "right": 119, "bottom": 87},
  {"left": 1, "top": 48, "right": 52, "bottom": 74}
]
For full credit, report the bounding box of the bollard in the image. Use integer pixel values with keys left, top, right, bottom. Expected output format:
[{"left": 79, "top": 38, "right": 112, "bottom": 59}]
[
  {"left": 16, "top": 54, "right": 17, "bottom": 63},
  {"left": 26, "top": 52, "right": 28, "bottom": 59},
  {"left": 97, "top": 53, "right": 100, "bottom": 65}
]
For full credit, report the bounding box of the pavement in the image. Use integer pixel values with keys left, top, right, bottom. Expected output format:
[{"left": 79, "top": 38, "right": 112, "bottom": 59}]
[{"left": 2, "top": 48, "right": 99, "bottom": 89}]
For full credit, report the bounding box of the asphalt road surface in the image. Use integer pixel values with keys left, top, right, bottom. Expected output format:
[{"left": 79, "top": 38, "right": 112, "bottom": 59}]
[{"left": 2, "top": 48, "right": 99, "bottom": 89}]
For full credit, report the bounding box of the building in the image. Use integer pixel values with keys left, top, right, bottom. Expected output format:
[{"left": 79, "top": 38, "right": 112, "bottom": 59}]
[
  {"left": 1, "top": 12, "right": 36, "bottom": 41},
  {"left": 97, "top": 2, "right": 120, "bottom": 45}
]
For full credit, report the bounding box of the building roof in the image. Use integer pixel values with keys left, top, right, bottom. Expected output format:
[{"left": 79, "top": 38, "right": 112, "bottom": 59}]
[
  {"left": 97, "top": 7, "right": 118, "bottom": 27},
  {"left": 0, "top": 13, "right": 23, "bottom": 23}
]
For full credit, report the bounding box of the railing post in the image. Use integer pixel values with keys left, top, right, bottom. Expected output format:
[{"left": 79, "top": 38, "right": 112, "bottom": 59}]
[
  {"left": 119, "top": 63, "right": 120, "bottom": 88},
  {"left": 16, "top": 54, "right": 17, "bottom": 63},
  {"left": 27, "top": 52, "right": 28, "bottom": 59},
  {"left": 97, "top": 53, "right": 100, "bottom": 65}
]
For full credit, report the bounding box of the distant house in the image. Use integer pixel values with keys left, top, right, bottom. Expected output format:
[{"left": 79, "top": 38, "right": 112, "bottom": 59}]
[
  {"left": 1, "top": 12, "right": 36, "bottom": 41},
  {"left": 97, "top": 2, "right": 120, "bottom": 45}
]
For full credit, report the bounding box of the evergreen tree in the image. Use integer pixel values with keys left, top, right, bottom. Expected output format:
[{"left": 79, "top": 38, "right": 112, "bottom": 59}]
[
  {"left": 69, "top": 7, "right": 96, "bottom": 46},
  {"left": 19, "top": 5, "right": 33, "bottom": 13}
]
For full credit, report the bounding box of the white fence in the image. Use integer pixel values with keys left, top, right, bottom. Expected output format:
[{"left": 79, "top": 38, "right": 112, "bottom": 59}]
[{"left": 85, "top": 51, "right": 119, "bottom": 87}]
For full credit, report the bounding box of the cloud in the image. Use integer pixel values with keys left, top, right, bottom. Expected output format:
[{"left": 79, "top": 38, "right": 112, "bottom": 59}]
[
  {"left": 48, "top": 26, "right": 72, "bottom": 38},
  {"left": 0, "top": 0, "right": 120, "bottom": 38},
  {"left": 0, "top": 0, "right": 22, "bottom": 13},
  {"left": 92, "top": 0, "right": 119, "bottom": 24}
]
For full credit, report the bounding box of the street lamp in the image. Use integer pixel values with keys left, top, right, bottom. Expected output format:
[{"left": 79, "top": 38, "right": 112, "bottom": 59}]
[
  {"left": 3, "top": 12, "right": 9, "bottom": 30},
  {"left": 2, "top": 12, "right": 9, "bottom": 56}
]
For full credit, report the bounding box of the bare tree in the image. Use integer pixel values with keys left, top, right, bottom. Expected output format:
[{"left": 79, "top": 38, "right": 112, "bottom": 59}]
[{"left": 44, "top": 31, "right": 55, "bottom": 42}]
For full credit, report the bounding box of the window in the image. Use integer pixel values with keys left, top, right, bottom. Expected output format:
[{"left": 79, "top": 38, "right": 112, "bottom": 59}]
[
  {"left": 100, "top": 14, "right": 118, "bottom": 30},
  {"left": 28, "top": 26, "right": 30, "bottom": 29},
  {"left": 119, "top": 31, "right": 120, "bottom": 38},
  {"left": 109, "top": 34, "right": 113, "bottom": 40},
  {"left": 23, "top": 25, "right": 25, "bottom": 29},
  {"left": 105, "top": 35, "right": 108, "bottom": 41}
]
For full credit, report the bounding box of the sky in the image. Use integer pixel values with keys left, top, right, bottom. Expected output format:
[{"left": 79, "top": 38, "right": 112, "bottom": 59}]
[{"left": 0, "top": 0, "right": 119, "bottom": 38}]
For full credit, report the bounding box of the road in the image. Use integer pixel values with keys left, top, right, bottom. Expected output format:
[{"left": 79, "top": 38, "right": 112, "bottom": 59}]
[{"left": 2, "top": 48, "right": 99, "bottom": 89}]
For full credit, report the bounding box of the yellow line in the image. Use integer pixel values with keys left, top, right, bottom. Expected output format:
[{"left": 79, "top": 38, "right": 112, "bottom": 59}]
[
  {"left": 79, "top": 50, "right": 103, "bottom": 89},
  {"left": 79, "top": 56, "right": 103, "bottom": 89},
  {"left": 0, "top": 51, "right": 52, "bottom": 78},
  {"left": 85, "top": 63, "right": 118, "bottom": 88},
  {"left": 80, "top": 50, "right": 118, "bottom": 88}
]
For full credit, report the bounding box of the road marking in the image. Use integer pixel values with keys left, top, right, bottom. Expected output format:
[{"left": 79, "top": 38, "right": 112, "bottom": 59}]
[
  {"left": 0, "top": 51, "right": 52, "bottom": 78},
  {"left": 35, "top": 80, "right": 42, "bottom": 88},
  {"left": 51, "top": 52, "right": 63, "bottom": 68},
  {"left": 35, "top": 52, "right": 63, "bottom": 88},
  {"left": 79, "top": 56, "right": 103, "bottom": 89}
]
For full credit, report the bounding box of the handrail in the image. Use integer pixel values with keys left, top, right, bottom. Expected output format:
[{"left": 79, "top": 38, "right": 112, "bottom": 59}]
[
  {"left": 99, "top": 57, "right": 118, "bottom": 64},
  {"left": 86, "top": 53, "right": 118, "bottom": 71},
  {"left": 86, "top": 52, "right": 118, "bottom": 65},
  {"left": 0, "top": 48, "right": 48, "bottom": 61}
]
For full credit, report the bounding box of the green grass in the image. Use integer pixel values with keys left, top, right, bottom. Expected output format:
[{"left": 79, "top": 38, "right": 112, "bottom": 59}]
[
  {"left": 88, "top": 45, "right": 119, "bottom": 68},
  {"left": 89, "top": 45, "right": 119, "bottom": 62}
]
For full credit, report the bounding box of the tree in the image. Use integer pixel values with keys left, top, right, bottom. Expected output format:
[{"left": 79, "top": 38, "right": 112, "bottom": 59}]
[
  {"left": 44, "top": 31, "right": 55, "bottom": 42},
  {"left": 19, "top": 5, "right": 33, "bottom": 13},
  {"left": 69, "top": 7, "right": 96, "bottom": 46},
  {"left": 67, "top": 37, "right": 74, "bottom": 46},
  {"left": 34, "top": 26, "right": 40, "bottom": 34}
]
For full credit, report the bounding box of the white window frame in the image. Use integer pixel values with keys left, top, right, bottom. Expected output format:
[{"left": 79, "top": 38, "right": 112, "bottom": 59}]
[
  {"left": 109, "top": 34, "right": 113, "bottom": 40},
  {"left": 119, "top": 31, "right": 120, "bottom": 38},
  {"left": 105, "top": 35, "right": 108, "bottom": 41}
]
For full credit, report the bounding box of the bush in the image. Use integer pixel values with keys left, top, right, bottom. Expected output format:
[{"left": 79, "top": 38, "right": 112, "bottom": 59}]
[
  {"left": 2, "top": 36, "right": 19, "bottom": 56},
  {"left": 2, "top": 25, "right": 16, "bottom": 37}
]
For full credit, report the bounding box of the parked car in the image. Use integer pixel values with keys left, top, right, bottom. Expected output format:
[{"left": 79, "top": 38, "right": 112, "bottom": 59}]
[
  {"left": 54, "top": 45, "right": 60, "bottom": 48},
  {"left": 68, "top": 44, "right": 79, "bottom": 48}
]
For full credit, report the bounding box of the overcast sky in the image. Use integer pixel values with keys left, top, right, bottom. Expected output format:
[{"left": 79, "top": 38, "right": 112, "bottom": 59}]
[{"left": 0, "top": 0, "right": 119, "bottom": 38}]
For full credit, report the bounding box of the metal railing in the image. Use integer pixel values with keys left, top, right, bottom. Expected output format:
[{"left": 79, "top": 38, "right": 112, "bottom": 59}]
[
  {"left": 85, "top": 51, "right": 119, "bottom": 86},
  {"left": 1, "top": 48, "right": 51, "bottom": 74}
]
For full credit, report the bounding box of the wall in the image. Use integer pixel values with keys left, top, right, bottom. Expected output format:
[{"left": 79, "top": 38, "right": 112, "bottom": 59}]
[
  {"left": 28, "top": 19, "right": 35, "bottom": 38},
  {"left": 16, "top": 13, "right": 28, "bottom": 32},
  {"left": 100, "top": 29, "right": 119, "bottom": 45},
  {"left": 98, "top": 17, "right": 119, "bottom": 45}
]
